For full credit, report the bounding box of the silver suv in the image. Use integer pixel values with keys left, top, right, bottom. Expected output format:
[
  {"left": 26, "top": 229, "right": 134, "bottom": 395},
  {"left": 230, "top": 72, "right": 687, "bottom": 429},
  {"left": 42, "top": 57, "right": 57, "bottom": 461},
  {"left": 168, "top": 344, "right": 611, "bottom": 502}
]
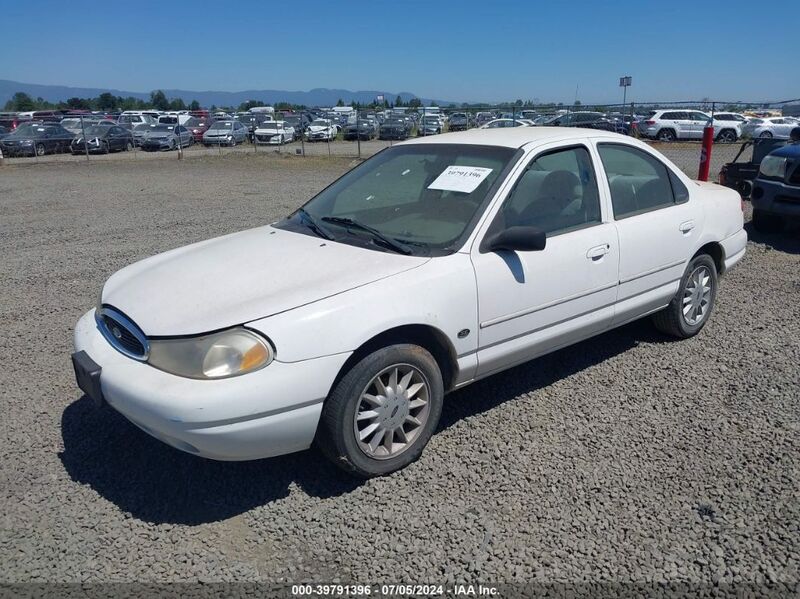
[{"left": 640, "top": 110, "right": 740, "bottom": 143}]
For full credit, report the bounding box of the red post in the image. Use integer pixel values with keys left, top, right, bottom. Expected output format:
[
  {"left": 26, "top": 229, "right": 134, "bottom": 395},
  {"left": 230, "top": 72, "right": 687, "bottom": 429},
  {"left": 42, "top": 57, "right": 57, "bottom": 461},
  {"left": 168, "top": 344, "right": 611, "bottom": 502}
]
[{"left": 698, "top": 125, "right": 714, "bottom": 181}]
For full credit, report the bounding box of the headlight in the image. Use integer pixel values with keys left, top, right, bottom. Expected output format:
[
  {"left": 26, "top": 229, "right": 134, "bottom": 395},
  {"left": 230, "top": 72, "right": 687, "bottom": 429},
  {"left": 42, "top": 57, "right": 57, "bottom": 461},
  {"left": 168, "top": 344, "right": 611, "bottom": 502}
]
[
  {"left": 759, "top": 155, "right": 787, "bottom": 179},
  {"left": 147, "top": 327, "right": 274, "bottom": 379}
]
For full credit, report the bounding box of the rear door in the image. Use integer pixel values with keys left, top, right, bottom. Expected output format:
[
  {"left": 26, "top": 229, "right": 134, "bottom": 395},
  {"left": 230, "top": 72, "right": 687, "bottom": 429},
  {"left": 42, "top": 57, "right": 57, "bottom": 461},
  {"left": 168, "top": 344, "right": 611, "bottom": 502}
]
[{"left": 596, "top": 142, "right": 703, "bottom": 325}]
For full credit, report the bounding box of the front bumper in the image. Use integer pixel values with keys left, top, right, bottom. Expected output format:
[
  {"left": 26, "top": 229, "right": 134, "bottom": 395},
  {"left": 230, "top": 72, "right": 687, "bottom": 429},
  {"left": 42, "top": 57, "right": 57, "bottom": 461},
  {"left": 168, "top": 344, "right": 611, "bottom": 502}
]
[
  {"left": 141, "top": 139, "right": 172, "bottom": 150},
  {"left": 72, "top": 309, "right": 350, "bottom": 461},
  {"left": 751, "top": 179, "right": 800, "bottom": 218},
  {"left": 254, "top": 134, "right": 283, "bottom": 144},
  {"left": 203, "top": 136, "right": 234, "bottom": 145}
]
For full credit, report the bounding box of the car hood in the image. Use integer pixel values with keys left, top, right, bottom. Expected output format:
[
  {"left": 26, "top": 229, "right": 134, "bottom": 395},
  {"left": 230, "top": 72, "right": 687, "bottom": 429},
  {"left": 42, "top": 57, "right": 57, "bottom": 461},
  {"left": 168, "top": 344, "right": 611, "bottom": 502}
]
[
  {"left": 101, "top": 225, "right": 429, "bottom": 336},
  {"left": 307, "top": 125, "right": 329, "bottom": 132}
]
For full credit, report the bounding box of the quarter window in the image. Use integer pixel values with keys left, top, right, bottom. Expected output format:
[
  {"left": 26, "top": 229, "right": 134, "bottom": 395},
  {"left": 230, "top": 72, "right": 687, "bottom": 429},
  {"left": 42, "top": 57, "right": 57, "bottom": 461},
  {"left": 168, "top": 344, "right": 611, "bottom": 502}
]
[
  {"left": 500, "top": 146, "right": 601, "bottom": 236},
  {"left": 598, "top": 144, "right": 687, "bottom": 219}
]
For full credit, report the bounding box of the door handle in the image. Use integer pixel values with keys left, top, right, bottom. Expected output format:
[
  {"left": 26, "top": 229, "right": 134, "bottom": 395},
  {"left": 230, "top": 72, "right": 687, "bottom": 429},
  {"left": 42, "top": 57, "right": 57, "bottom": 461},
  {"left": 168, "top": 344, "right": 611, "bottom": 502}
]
[
  {"left": 586, "top": 244, "right": 610, "bottom": 260},
  {"left": 679, "top": 220, "right": 695, "bottom": 234}
]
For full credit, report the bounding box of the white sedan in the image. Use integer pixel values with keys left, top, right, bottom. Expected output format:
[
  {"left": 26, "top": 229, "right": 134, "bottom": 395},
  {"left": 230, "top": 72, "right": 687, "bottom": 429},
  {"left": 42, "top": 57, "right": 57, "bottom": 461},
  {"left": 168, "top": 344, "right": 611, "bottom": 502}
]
[
  {"left": 254, "top": 121, "right": 295, "bottom": 145},
  {"left": 72, "top": 128, "right": 747, "bottom": 477},
  {"left": 480, "top": 118, "right": 531, "bottom": 129},
  {"left": 741, "top": 117, "right": 799, "bottom": 139},
  {"left": 305, "top": 119, "right": 337, "bottom": 141}
]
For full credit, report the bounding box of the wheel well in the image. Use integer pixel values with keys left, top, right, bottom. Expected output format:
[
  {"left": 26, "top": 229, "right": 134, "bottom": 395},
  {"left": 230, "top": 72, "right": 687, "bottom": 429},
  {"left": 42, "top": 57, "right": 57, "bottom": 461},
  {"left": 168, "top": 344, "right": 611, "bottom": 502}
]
[
  {"left": 694, "top": 242, "right": 724, "bottom": 274},
  {"left": 328, "top": 325, "right": 458, "bottom": 395}
]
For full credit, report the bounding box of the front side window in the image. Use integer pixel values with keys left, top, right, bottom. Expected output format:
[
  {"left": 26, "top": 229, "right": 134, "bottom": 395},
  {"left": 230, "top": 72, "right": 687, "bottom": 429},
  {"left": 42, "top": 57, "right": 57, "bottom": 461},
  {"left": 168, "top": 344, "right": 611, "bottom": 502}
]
[
  {"left": 500, "top": 146, "right": 601, "bottom": 236},
  {"left": 280, "top": 144, "right": 517, "bottom": 255},
  {"left": 598, "top": 143, "right": 683, "bottom": 219}
]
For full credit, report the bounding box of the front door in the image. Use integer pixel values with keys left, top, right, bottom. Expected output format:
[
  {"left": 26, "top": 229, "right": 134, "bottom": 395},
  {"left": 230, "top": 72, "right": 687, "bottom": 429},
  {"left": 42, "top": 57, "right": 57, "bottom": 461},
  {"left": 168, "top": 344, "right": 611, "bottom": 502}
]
[{"left": 472, "top": 143, "right": 619, "bottom": 378}]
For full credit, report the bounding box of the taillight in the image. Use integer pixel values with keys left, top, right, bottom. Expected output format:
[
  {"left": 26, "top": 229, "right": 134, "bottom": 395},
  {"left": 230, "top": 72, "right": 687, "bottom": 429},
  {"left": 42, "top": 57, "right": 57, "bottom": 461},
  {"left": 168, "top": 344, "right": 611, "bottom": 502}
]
[
  {"left": 645, "top": 120, "right": 656, "bottom": 125},
  {"left": 719, "top": 169, "right": 726, "bottom": 185}
]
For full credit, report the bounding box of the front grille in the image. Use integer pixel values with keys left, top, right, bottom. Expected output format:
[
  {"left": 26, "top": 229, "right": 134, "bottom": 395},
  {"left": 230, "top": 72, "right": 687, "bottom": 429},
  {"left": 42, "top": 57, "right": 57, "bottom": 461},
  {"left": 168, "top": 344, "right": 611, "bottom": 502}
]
[{"left": 97, "top": 307, "right": 149, "bottom": 360}]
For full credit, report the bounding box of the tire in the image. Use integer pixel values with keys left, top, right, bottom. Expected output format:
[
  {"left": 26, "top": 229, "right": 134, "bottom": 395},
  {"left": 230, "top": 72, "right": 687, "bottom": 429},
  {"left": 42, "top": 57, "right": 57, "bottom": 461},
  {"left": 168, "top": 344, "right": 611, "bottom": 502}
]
[
  {"left": 278, "top": 135, "right": 284, "bottom": 145},
  {"left": 315, "top": 344, "right": 444, "bottom": 478},
  {"left": 716, "top": 129, "right": 736, "bottom": 143},
  {"left": 230, "top": 138, "right": 236, "bottom": 147},
  {"left": 752, "top": 209, "right": 784, "bottom": 233},
  {"left": 657, "top": 128, "right": 676, "bottom": 142},
  {"left": 125, "top": 141, "right": 133, "bottom": 152},
  {"left": 35, "top": 143, "right": 46, "bottom": 157},
  {"left": 759, "top": 130, "right": 773, "bottom": 139},
  {"left": 652, "top": 254, "right": 717, "bottom": 339},
  {"left": 101, "top": 141, "right": 110, "bottom": 154}
]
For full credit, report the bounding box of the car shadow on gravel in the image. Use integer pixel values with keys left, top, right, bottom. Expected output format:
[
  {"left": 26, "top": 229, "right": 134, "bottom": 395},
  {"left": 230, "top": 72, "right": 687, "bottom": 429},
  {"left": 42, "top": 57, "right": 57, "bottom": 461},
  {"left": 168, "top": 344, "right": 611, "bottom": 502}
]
[
  {"left": 60, "top": 318, "right": 667, "bottom": 525},
  {"left": 743, "top": 221, "right": 800, "bottom": 254},
  {"left": 438, "top": 318, "right": 668, "bottom": 431},
  {"left": 59, "top": 397, "right": 362, "bottom": 525}
]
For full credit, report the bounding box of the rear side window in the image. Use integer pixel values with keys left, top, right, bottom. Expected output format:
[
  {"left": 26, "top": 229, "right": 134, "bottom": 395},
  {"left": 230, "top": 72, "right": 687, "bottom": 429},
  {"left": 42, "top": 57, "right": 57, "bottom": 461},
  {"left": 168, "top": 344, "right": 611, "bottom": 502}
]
[
  {"left": 598, "top": 144, "right": 686, "bottom": 219},
  {"left": 501, "top": 146, "right": 601, "bottom": 236}
]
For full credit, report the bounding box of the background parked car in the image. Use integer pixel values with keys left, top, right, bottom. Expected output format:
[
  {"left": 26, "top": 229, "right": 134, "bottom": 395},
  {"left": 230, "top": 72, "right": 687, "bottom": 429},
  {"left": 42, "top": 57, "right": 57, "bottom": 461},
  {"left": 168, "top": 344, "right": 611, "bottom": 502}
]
[
  {"left": 131, "top": 123, "right": 152, "bottom": 147},
  {"left": 71, "top": 125, "right": 134, "bottom": 154},
  {"left": 417, "top": 115, "right": 443, "bottom": 135},
  {"left": 343, "top": 120, "right": 377, "bottom": 140},
  {"left": 639, "top": 110, "right": 740, "bottom": 142},
  {"left": 305, "top": 119, "right": 337, "bottom": 141},
  {"left": 182, "top": 117, "right": 211, "bottom": 142},
  {"left": 378, "top": 117, "right": 410, "bottom": 140},
  {"left": 480, "top": 118, "right": 529, "bottom": 129},
  {"left": 0, "top": 122, "right": 74, "bottom": 156},
  {"left": 118, "top": 113, "right": 156, "bottom": 128},
  {"left": 254, "top": 121, "right": 295, "bottom": 145},
  {"left": 448, "top": 112, "right": 470, "bottom": 131},
  {"left": 202, "top": 120, "right": 248, "bottom": 146},
  {"left": 742, "top": 117, "right": 799, "bottom": 139},
  {"left": 141, "top": 124, "right": 193, "bottom": 151}
]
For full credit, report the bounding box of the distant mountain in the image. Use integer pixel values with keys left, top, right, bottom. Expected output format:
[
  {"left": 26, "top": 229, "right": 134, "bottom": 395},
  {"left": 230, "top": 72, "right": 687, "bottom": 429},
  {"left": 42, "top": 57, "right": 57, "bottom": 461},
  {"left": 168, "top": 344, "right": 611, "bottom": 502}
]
[{"left": 0, "top": 79, "right": 456, "bottom": 108}]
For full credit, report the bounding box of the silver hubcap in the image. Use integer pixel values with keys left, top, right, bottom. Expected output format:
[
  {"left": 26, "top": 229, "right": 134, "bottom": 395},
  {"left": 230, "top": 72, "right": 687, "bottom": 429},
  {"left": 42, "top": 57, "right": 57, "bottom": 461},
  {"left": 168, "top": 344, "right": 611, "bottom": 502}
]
[
  {"left": 683, "top": 266, "right": 712, "bottom": 326},
  {"left": 353, "top": 364, "right": 430, "bottom": 460}
]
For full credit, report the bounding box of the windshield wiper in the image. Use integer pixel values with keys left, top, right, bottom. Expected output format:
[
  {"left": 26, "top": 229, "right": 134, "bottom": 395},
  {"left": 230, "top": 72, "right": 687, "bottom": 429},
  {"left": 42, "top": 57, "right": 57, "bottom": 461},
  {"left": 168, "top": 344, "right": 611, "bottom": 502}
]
[
  {"left": 296, "top": 208, "right": 334, "bottom": 240},
  {"left": 321, "top": 216, "right": 411, "bottom": 255}
]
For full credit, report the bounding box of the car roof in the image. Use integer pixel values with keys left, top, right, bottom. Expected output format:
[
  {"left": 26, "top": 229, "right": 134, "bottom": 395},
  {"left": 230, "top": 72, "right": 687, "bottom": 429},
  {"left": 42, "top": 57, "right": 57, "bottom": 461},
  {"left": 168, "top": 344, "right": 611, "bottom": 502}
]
[{"left": 400, "top": 126, "right": 627, "bottom": 149}]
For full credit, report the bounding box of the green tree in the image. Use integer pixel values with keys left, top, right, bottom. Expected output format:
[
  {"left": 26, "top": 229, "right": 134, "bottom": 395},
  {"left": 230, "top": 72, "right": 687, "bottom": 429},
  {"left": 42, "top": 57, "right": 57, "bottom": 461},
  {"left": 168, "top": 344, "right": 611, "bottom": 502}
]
[
  {"left": 150, "top": 90, "right": 169, "bottom": 111},
  {"left": 408, "top": 97, "right": 422, "bottom": 109},
  {"left": 395, "top": 95, "right": 404, "bottom": 107},
  {"left": 336, "top": 98, "right": 345, "bottom": 107},
  {"left": 189, "top": 100, "right": 200, "bottom": 111},
  {"left": 96, "top": 92, "right": 118, "bottom": 112},
  {"left": 65, "top": 97, "right": 91, "bottom": 110},
  {"left": 6, "top": 92, "right": 36, "bottom": 111},
  {"left": 169, "top": 98, "right": 187, "bottom": 110}
]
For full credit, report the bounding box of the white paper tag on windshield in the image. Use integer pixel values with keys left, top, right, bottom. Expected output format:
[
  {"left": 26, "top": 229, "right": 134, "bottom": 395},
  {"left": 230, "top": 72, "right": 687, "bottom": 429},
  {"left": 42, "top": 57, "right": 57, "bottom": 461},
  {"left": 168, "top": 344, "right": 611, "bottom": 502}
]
[{"left": 428, "top": 166, "right": 493, "bottom": 193}]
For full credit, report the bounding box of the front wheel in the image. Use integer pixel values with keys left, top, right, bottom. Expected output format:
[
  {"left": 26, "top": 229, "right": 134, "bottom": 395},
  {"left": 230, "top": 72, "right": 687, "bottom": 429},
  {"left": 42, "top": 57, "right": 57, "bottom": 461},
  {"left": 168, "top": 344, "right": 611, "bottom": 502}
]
[
  {"left": 35, "top": 143, "right": 46, "bottom": 156},
  {"left": 125, "top": 141, "right": 133, "bottom": 152},
  {"left": 759, "top": 130, "right": 773, "bottom": 138},
  {"left": 652, "top": 254, "right": 717, "bottom": 338},
  {"left": 316, "top": 344, "right": 444, "bottom": 478}
]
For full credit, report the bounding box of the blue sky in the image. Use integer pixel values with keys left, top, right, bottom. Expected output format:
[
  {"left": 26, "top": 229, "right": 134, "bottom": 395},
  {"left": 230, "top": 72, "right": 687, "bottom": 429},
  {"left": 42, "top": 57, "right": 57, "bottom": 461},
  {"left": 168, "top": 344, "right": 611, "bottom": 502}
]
[{"left": 2, "top": 0, "right": 795, "bottom": 104}]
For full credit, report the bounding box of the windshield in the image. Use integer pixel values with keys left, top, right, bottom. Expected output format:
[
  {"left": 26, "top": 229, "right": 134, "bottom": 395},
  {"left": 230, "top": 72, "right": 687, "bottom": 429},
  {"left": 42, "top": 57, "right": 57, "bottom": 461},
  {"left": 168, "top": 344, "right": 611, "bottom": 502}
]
[
  {"left": 209, "top": 121, "right": 233, "bottom": 130},
  {"left": 150, "top": 125, "right": 174, "bottom": 133},
  {"left": 280, "top": 144, "right": 517, "bottom": 255},
  {"left": 183, "top": 117, "right": 201, "bottom": 127},
  {"left": 10, "top": 124, "right": 46, "bottom": 136},
  {"left": 81, "top": 126, "right": 108, "bottom": 136},
  {"left": 311, "top": 120, "right": 328, "bottom": 126}
]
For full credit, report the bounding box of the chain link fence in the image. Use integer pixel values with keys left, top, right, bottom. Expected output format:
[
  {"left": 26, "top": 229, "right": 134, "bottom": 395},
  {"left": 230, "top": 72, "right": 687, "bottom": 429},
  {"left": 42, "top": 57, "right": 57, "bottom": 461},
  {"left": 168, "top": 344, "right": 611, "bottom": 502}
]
[{"left": 1, "top": 99, "right": 798, "bottom": 180}]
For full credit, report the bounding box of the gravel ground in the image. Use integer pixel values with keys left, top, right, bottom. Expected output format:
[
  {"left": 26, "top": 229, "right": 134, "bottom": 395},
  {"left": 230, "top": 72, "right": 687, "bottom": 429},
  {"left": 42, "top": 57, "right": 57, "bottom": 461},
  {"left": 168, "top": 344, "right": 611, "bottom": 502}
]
[{"left": 0, "top": 154, "right": 798, "bottom": 594}]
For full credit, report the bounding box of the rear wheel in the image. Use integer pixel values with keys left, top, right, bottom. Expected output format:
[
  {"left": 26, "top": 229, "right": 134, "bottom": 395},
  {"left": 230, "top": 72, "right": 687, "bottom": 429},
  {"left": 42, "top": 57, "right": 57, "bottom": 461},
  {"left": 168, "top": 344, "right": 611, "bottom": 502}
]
[
  {"left": 316, "top": 344, "right": 444, "bottom": 478},
  {"left": 652, "top": 254, "right": 717, "bottom": 338},
  {"left": 125, "top": 141, "right": 133, "bottom": 152},
  {"left": 657, "top": 128, "right": 676, "bottom": 142},
  {"left": 752, "top": 209, "right": 784, "bottom": 233},
  {"left": 759, "top": 130, "right": 773, "bottom": 138}
]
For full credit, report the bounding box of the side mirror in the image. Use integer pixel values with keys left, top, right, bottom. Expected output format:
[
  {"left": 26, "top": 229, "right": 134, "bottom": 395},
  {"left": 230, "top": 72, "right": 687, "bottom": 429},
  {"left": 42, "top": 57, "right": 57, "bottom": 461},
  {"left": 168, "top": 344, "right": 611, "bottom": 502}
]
[{"left": 483, "top": 226, "right": 546, "bottom": 253}]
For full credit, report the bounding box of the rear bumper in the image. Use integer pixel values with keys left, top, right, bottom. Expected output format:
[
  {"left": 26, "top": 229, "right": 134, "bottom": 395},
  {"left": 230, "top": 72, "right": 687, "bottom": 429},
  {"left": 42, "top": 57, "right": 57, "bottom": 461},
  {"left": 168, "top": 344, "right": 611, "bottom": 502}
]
[{"left": 720, "top": 228, "right": 748, "bottom": 273}]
